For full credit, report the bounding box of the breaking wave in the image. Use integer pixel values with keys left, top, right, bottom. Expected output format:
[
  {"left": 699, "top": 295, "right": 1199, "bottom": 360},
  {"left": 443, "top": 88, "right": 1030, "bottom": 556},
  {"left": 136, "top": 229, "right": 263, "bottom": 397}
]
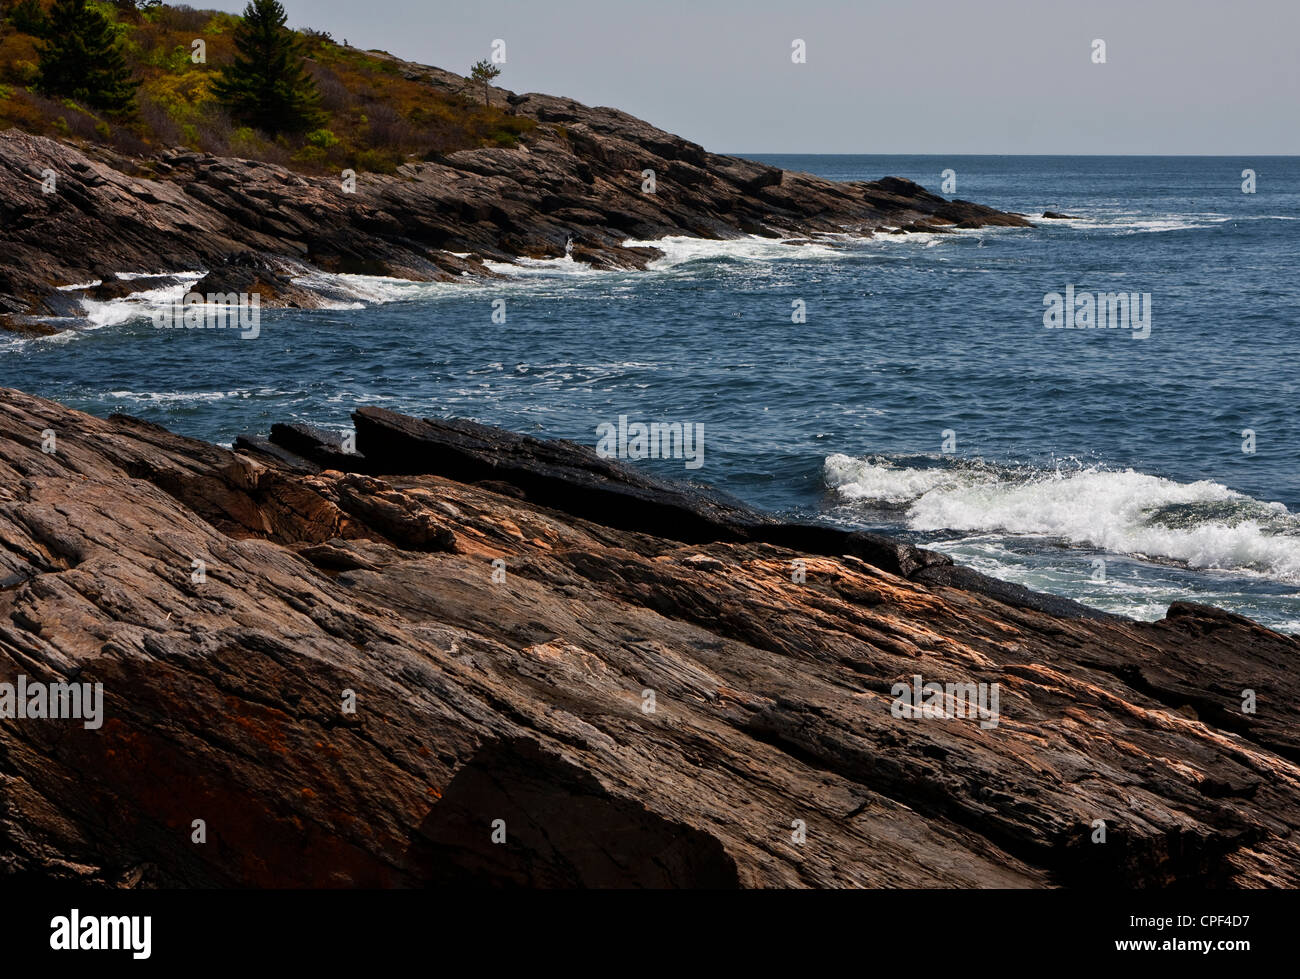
[{"left": 824, "top": 453, "right": 1300, "bottom": 583}]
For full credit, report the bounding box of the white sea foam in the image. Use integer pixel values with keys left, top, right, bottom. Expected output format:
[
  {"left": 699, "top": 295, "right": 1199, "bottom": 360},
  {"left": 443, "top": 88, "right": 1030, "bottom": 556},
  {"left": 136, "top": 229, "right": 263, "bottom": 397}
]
[
  {"left": 107, "top": 389, "right": 237, "bottom": 404},
  {"left": 24, "top": 202, "right": 1265, "bottom": 335},
  {"left": 35, "top": 225, "right": 976, "bottom": 333},
  {"left": 105, "top": 386, "right": 299, "bottom": 405},
  {"left": 482, "top": 254, "right": 617, "bottom": 278},
  {"left": 287, "top": 270, "right": 464, "bottom": 305},
  {"left": 621, "top": 226, "right": 1007, "bottom": 267},
  {"left": 621, "top": 234, "right": 848, "bottom": 268},
  {"left": 824, "top": 454, "right": 1300, "bottom": 582},
  {"left": 1038, "top": 211, "right": 1296, "bottom": 235},
  {"left": 80, "top": 275, "right": 205, "bottom": 329},
  {"left": 39, "top": 269, "right": 465, "bottom": 331}
]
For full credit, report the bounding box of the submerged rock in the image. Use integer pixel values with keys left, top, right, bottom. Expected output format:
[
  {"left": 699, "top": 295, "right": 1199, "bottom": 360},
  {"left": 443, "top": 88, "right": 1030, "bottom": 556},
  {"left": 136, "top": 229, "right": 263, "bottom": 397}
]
[{"left": 190, "top": 252, "right": 325, "bottom": 309}]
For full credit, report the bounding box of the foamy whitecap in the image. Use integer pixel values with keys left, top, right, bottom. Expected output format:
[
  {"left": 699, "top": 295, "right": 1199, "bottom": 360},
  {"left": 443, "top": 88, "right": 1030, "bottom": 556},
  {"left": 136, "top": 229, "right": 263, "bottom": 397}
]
[
  {"left": 37, "top": 230, "right": 965, "bottom": 334},
  {"left": 621, "top": 234, "right": 847, "bottom": 268},
  {"left": 287, "top": 270, "right": 466, "bottom": 305},
  {"left": 824, "top": 454, "right": 1300, "bottom": 582},
  {"left": 41, "top": 269, "right": 466, "bottom": 331},
  {"left": 482, "top": 254, "right": 622, "bottom": 278},
  {"left": 824, "top": 453, "right": 967, "bottom": 503},
  {"left": 80, "top": 276, "right": 206, "bottom": 330},
  {"left": 1036, "top": 211, "right": 1296, "bottom": 235},
  {"left": 107, "top": 389, "right": 236, "bottom": 405}
]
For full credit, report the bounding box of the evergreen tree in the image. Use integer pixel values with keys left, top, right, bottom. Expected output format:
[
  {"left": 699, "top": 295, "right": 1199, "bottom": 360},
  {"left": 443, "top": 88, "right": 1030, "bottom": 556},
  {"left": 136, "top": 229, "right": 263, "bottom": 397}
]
[
  {"left": 36, "top": 0, "right": 137, "bottom": 112},
  {"left": 213, "top": 0, "right": 323, "bottom": 133},
  {"left": 8, "top": 0, "right": 50, "bottom": 37},
  {"left": 469, "top": 59, "right": 501, "bottom": 108}
]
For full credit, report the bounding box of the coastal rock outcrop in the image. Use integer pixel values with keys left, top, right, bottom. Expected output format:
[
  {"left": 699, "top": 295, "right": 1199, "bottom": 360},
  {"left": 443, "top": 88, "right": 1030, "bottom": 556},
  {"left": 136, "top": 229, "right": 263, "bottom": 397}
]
[
  {"left": 0, "top": 56, "right": 1030, "bottom": 326},
  {"left": 2, "top": 387, "right": 1298, "bottom": 888}
]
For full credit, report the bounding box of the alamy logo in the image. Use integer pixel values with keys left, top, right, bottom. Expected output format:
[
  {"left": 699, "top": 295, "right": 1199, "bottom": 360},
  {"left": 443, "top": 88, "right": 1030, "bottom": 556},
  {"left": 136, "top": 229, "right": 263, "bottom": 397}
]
[
  {"left": 595, "top": 415, "right": 704, "bottom": 470},
  {"left": 153, "top": 292, "right": 261, "bottom": 339},
  {"left": 0, "top": 675, "right": 103, "bottom": 730},
  {"left": 1043, "top": 285, "right": 1151, "bottom": 339},
  {"left": 891, "top": 674, "right": 1001, "bottom": 729},
  {"left": 50, "top": 910, "right": 151, "bottom": 959}
]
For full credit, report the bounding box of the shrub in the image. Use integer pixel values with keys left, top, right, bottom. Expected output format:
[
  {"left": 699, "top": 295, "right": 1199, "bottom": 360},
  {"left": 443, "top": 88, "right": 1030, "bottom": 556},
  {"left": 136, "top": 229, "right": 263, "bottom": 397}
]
[
  {"left": 363, "top": 102, "right": 411, "bottom": 146},
  {"left": 308, "top": 63, "right": 352, "bottom": 113},
  {"left": 137, "top": 94, "right": 182, "bottom": 144},
  {"left": 146, "top": 2, "right": 208, "bottom": 31},
  {"left": 3, "top": 57, "right": 41, "bottom": 86},
  {"left": 201, "top": 11, "right": 240, "bottom": 34},
  {"left": 305, "top": 127, "right": 338, "bottom": 148},
  {"left": 147, "top": 42, "right": 191, "bottom": 71},
  {"left": 110, "top": 125, "right": 150, "bottom": 155},
  {"left": 291, "top": 143, "right": 328, "bottom": 167},
  {"left": 139, "top": 69, "right": 212, "bottom": 136},
  {"left": 171, "top": 102, "right": 228, "bottom": 153},
  {"left": 352, "top": 147, "right": 398, "bottom": 174},
  {"left": 0, "top": 88, "right": 49, "bottom": 130}
]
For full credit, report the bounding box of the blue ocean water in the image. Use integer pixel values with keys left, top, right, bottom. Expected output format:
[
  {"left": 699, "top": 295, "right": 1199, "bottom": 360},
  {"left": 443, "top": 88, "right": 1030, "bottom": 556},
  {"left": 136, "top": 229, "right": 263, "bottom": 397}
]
[{"left": 4, "top": 155, "right": 1299, "bottom": 628}]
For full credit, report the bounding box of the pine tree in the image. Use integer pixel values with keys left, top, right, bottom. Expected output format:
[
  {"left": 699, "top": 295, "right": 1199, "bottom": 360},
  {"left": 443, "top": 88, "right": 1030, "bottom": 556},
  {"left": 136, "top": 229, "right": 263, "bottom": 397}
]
[
  {"left": 8, "top": 0, "right": 50, "bottom": 37},
  {"left": 35, "top": 0, "right": 137, "bottom": 112},
  {"left": 469, "top": 59, "right": 501, "bottom": 108},
  {"left": 213, "top": 0, "right": 323, "bottom": 134}
]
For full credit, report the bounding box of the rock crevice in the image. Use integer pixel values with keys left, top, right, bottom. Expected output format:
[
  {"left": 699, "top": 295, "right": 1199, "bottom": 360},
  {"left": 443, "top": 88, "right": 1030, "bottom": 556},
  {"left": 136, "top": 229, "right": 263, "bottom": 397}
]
[{"left": 1, "top": 387, "right": 1298, "bottom": 888}]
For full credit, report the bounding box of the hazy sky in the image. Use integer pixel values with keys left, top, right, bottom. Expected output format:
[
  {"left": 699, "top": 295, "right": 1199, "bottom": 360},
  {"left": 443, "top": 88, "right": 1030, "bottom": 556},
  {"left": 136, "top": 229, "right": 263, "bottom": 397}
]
[{"left": 215, "top": 0, "right": 1298, "bottom": 154}]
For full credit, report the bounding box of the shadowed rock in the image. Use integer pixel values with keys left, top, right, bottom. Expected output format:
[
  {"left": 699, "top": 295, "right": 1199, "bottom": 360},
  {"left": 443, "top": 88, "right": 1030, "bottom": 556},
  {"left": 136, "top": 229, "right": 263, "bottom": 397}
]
[
  {"left": 407, "top": 737, "right": 740, "bottom": 888},
  {"left": 2, "top": 387, "right": 1299, "bottom": 888}
]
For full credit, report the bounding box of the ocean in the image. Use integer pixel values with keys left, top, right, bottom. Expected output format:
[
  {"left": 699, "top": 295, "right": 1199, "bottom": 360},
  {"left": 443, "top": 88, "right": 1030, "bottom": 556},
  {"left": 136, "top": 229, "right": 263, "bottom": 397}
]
[{"left": 4, "top": 155, "right": 1299, "bottom": 630}]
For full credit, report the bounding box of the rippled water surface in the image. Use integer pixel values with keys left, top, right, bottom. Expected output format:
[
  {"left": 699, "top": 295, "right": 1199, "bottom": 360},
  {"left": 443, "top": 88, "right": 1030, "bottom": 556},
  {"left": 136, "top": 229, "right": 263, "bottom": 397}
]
[{"left": 5, "top": 155, "right": 1299, "bottom": 628}]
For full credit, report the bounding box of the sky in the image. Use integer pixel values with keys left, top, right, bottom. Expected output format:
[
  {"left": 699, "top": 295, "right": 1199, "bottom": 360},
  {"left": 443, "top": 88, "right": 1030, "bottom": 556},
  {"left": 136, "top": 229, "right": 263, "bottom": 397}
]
[{"left": 212, "top": 0, "right": 1298, "bottom": 155}]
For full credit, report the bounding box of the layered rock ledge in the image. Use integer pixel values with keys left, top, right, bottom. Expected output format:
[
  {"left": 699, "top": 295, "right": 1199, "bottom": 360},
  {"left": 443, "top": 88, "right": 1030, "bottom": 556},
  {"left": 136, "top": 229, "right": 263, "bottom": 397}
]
[
  {"left": 1, "top": 387, "right": 1298, "bottom": 888},
  {"left": 0, "top": 56, "right": 1030, "bottom": 326}
]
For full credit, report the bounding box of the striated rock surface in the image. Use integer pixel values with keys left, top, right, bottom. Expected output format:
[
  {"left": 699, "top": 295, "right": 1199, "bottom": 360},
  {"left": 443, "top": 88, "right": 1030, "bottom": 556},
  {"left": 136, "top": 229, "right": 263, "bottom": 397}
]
[
  {"left": 1, "top": 386, "right": 1299, "bottom": 888},
  {"left": 0, "top": 56, "right": 1029, "bottom": 323}
]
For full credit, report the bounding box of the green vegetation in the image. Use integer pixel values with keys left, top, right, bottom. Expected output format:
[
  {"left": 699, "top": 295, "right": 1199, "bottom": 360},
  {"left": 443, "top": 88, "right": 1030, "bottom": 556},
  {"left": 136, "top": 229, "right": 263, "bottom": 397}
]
[
  {"left": 8, "top": 0, "right": 48, "bottom": 35},
  {"left": 468, "top": 58, "right": 500, "bottom": 108},
  {"left": 36, "top": 0, "right": 136, "bottom": 111},
  {"left": 212, "top": 0, "right": 322, "bottom": 133},
  {"left": 0, "top": 0, "right": 535, "bottom": 171}
]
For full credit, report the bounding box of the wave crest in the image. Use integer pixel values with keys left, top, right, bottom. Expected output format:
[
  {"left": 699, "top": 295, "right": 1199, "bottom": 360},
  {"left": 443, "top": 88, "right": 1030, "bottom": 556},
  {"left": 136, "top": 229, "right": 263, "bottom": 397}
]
[{"left": 823, "top": 453, "right": 1300, "bottom": 581}]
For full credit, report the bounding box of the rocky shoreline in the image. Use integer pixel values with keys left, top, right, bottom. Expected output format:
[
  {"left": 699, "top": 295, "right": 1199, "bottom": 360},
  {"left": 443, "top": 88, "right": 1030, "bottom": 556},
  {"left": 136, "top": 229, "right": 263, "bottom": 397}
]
[
  {"left": 1, "top": 54, "right": 1032, "bottom": 331},
  {"left": 2, "top": 386, "right": 1298, "bottom": 887}
]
